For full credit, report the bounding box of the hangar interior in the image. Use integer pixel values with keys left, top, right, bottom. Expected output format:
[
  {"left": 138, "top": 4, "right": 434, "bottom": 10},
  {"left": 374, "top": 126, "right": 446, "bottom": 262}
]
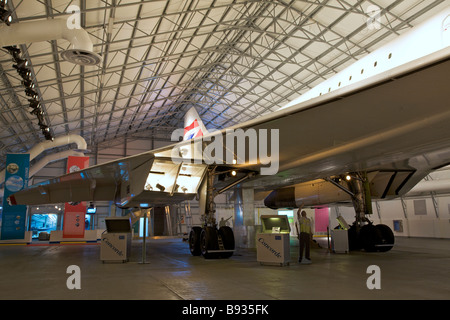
[{"left": 0, "top": 0, "right": 450, "bottom": 300}]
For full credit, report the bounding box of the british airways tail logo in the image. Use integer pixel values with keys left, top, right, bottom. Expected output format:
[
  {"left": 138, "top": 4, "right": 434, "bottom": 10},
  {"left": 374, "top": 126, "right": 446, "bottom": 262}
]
[{"left": 184, "top": 119, "right": 203, "bottom": 140}]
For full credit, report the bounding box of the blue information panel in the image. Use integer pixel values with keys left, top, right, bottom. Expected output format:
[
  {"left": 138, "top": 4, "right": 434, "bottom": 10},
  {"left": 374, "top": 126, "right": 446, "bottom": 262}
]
[{"left": 1, "top": 154, "right": 30, "bottom": 240}]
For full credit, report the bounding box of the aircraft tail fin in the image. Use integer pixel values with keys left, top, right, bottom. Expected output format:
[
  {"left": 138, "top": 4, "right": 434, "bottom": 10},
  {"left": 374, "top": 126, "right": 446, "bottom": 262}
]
[{"left": 183, "top": 107, "right": 209, "bottom": 140}]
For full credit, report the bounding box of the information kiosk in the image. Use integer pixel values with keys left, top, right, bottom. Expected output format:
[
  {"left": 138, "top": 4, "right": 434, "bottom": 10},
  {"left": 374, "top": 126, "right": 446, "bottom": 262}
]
[
  {"left": 256, "top": 215, "right": 291, "bottom": 266},
  {"left": 331, "top": 216, "right": 349, "bottom": 253},
  {"left": 100, "top": 217, "right": 132, "bottom": 263}
]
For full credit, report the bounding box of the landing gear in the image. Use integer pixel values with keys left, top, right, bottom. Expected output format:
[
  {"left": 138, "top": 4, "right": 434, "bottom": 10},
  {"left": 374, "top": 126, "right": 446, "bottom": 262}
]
[
  {"left": 329, "top": 172, "right": 395, "bottom": 252},
  {"left": 348, "top": 222, "right": 395, "bottom": 252},
  {"left": 200, "top": 226, "right": 219, "bottom": 259},
  {"left": 360, "top": 223, "right": 395, "bottom": 252},
  {"left": 189, "top": 225, "right": 235, "bottom": 259},
  {"left": 189, "top": 226, "right": 202, "bottom": 256},
  {"left": 188, "top": 166, "right": 236, "bottom": 259},
  {"left": 218, "top": 226, "right": 235, "bottom": 258}
]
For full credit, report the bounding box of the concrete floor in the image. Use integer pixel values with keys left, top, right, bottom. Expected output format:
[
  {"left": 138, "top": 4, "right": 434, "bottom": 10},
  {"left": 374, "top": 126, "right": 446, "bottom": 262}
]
[{"left": 0, "top": 236, "right": 449, "bottom": 300}]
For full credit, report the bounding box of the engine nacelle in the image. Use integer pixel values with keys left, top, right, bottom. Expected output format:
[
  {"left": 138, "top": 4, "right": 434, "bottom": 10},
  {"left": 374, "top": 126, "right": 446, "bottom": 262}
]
[
  {"left": 264, "top": 179, "right": 352, "bottom": 209},
  {"left": 264, "top": 170, "right": 420, "bottom": 209}
]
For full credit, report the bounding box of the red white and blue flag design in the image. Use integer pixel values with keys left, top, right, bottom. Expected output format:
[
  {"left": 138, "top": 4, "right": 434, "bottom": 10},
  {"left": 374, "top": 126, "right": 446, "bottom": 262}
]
[{"left": 184, "top": 119, "right": 204, "bottom": 140}]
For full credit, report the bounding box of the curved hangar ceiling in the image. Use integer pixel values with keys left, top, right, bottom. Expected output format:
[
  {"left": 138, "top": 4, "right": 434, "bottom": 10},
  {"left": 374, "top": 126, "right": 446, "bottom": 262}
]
[{"left": 0, "top": 0, "right": 447, "bottom": 169}]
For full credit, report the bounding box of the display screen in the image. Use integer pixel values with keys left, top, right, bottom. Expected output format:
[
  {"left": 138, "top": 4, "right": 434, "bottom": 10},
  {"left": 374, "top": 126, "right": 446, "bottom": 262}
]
[
  {"left": 30, "top": 214, "right": 57, "bottom": 238},
  {"left": 261, "top": 215, "right": 290, "bottom": 233},
  {"left": 105, "top": 218, "right": 132, "bottom": 233}
]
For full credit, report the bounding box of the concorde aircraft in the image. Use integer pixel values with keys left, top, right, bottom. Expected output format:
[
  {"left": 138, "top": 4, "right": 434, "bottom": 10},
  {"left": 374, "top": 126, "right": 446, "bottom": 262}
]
[{"left": 7, "top": 7, "right": 450, "bottom": 258}]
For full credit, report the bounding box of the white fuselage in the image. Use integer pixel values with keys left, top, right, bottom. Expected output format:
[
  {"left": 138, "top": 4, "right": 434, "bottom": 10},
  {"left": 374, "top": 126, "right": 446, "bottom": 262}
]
[{"left": 281, "top": 7, "right": 450, "bottom": 110}]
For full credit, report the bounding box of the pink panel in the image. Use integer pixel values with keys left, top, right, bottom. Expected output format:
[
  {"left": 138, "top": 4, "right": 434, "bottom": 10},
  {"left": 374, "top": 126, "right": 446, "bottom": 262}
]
[{"left": 314, "top": 208, "right": 329, "bottom": 233}]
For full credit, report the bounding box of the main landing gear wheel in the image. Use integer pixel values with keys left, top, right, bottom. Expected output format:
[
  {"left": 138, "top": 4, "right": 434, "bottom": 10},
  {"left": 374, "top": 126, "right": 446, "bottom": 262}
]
[
  {"left": 188, "top": 226, "right": 235, "bottom": 259},
  {"left": 200, "top": 226, "right": 220, "bottom": 259},
  {"left": 329, "top": 171, "right": 395, "bottom": 253},
  {"left": 218, "top": 226, "right": 235, "bottom": 259},
  {"left": 374, "top": 224, "right": 395, "bottom": 252},
  {"left": 189, "top": 226, "right": 202, "bottom": 256},
  {"left": 359, "top": 223, "right": 395, "bottom": 252}
]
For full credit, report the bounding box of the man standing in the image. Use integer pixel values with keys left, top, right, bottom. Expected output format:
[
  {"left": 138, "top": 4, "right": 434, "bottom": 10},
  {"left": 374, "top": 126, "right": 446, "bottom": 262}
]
[{"left": 296, "top": 208, "right": 312, "bottom": 264}]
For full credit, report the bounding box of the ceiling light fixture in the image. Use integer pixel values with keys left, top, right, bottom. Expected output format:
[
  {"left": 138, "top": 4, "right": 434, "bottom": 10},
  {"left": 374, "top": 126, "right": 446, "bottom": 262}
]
[
  {"left": 0, "top": 10, "right": 11, "bottom": 26},
  {"left": 13, "top": 66, "right": 31, "bottom": 80},
  {"left": 13, "top": 58, "right": 28, "bottom": 69},
  {"left": 3, "top": 45, "right": 20, "bottom": 59},
  {"left": 28, "top": 99, "right": 40, "bottom": 109},
  {"left": 22, "top": 80, "right": 34, "bottom": 88},
  {"left": 0, "top": 0, "right": 12, "bottom": 26},
  {"left": 30, "top": 107, "right": 43, "bottom": 116},
  {"left": 25, "top": 87, "right": 38, "bottom": 98},
  {"left": 3, "top": 41, "right": 54, "bottom": 141}
]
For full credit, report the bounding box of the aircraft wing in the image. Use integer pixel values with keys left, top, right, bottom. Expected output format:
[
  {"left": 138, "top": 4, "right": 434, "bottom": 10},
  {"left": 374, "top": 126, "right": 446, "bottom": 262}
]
[
  {"left": 9, "top": 47, "right": 450, "bottom": 207},
  {"left": 158, "top": 47, "right": 450, "bottom": 196},
  {"left": 8, "top": 152, "right": 155, "bottom": 206},
  {"left": 8, "top": 148, "right": 208, "bottom": 208},
  {"left": 246, "top": 47, "right": 450, "bottom": 195}
]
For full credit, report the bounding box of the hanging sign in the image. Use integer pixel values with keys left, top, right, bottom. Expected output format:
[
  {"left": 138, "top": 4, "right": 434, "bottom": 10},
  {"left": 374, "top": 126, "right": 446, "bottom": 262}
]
[
  {"left": 1, "top": 153, "right": 30, "bottom": 240},
  {"left": 63, "top": 156, "right": 90, "bottom": 238}
]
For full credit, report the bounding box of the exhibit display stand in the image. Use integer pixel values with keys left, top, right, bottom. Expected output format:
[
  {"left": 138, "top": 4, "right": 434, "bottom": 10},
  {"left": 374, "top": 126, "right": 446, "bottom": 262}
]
[
  {"left": 256, "top": 215, "right": 291, "bottom": 266},
  {"left": 0, "top": 231, "right": 32, "bottom": 245},
  {"left": 331, "top": 216, "right": 349, "bottom": 253},
  {"left": 331, "top": 229, "right": 349, "bottom": 253},
  {"left": 100, "top": 217, "right": 132, "bottom": 263}
]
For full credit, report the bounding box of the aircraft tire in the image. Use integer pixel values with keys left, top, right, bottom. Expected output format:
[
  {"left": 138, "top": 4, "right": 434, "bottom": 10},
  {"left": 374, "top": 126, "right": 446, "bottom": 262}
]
[
  {"left": 360, "top": 224, "right": 378, "bottom": 252},
  {"left": 200, "top": 227, "right": 220, "bottom": 259},
  {"left": 360, "top": 224, "right": 395, "bottom": 252},
  {"left": 189, "top": 226, "right": 202, "bottom": 256},
  {"left": 347, "top": 225, "right": 361, "bottom": 251},
  {"left": 218, "top": 226, "right": 235, "bottom": 259},
  {"left": 375, "top": 224, "right": 395, "bottom": 252}
]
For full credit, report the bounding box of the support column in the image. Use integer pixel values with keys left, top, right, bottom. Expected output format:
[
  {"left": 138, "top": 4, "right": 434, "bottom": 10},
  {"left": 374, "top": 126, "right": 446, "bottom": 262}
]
[
  {"left": 243, "top": 187, "right": 255, "bottom": 249},
  {"left": 233, "top": 187, "right": 255, "bottom": 249},
  {"left": 110, "top": 202, "right": 116, "bottom": 217}
]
